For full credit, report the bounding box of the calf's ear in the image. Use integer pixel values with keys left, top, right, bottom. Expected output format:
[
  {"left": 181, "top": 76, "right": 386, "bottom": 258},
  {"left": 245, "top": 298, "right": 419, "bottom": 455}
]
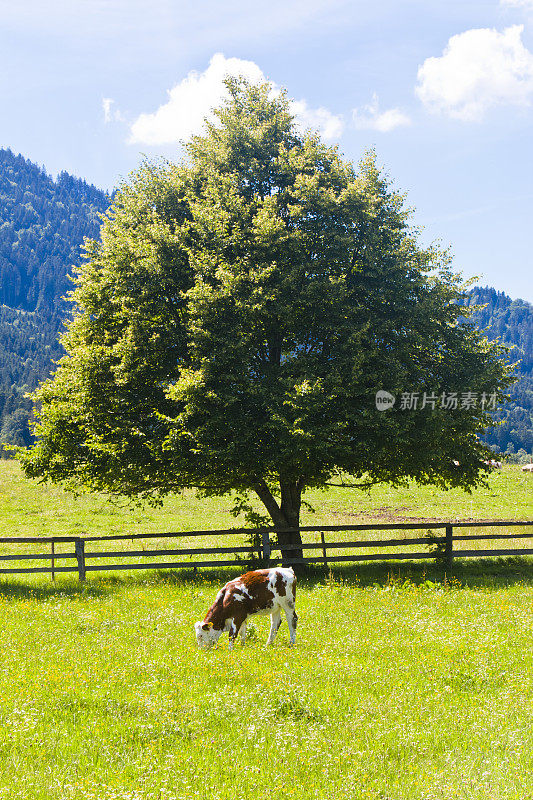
[{"left": 201, "top": 622, "right": 212, "bottom": 631}]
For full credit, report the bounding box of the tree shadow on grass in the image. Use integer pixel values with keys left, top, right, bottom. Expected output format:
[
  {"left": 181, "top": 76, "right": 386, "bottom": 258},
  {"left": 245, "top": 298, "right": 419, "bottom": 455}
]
[
  {"left": 2, "top": 556, "right": 533, "bottom": 600},
  {"left": 313, "top": 556, "right": 533, "bottom": 590},
  {"left": 146, "top": 556, "right": 533, "bottom": 591},
  {"left": 98, "top": 556, "right": 533, "bottom": 591},
  {"left": 0, "top": 576, "right": 111, "bottom": 601}
]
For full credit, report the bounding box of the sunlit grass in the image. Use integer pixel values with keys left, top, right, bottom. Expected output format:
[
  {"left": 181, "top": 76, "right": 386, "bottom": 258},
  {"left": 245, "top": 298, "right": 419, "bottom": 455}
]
[
  {"left": 0, "top": 461, "right": 531, "bottom": 541},
  {"left": 1, "top": 568, "right": 533, "bottom": 799}
]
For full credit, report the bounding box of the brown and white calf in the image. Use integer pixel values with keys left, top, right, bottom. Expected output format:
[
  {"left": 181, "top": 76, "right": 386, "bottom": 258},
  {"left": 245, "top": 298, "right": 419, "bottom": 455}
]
[{"left": 194, "top": 567, "right": 298, "bottom": 649}]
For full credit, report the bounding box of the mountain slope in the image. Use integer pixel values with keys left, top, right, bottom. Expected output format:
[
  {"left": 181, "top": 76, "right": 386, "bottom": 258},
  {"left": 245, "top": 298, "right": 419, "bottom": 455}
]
[
  {"left": 0, "top": 149, "right": 110, "bottom": 449},
  {"left": 466, "top": 286, "right": 532, "bottom": 458},
  {"left": 0, "top": 148, "right": 109, "bottom": 313}
]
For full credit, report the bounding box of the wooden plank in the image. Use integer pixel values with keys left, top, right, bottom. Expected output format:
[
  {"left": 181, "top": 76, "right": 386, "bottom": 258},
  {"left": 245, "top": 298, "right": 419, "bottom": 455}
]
[
  {"left": 445, "top": 525, "right": 453, "bottom": 569},
  {"left": 51, "top": 541, "right": 55, "bottom": 582},
  {"left": 292, "top": 520, "right": 531, "bottom": 531},
  {"left": 453, "top": 548, "right": 533, "bottom": 558},
  {"left": 75, "top": 523, "right": 451, "bottom": 541},
  {"left": 262, "top": 530, "right": 271, "bottom": 565},
  {"left": 320, "top": 532, "right": 328, "bottom": 570},
  {"left": 0, "top": 520, "right": 529, "bottom": 546},
  {"left": 81, "top": 528, "right": 265, "bottom": 542},
  {"left": 453, "top": 532, "right": 533, "bottom": 541},
  {"left": 269, "top": 536, "right": 441, "bottom": 552},
  {"left": 0, "top": 565, "right": 79, "bottom": 574},
  {"left": 0, "top": 536, "right": 79, "bottom": 544},
  {"left": 84, "top": 559, "right": 251, "bottom": 572},
  {"left": 0, "top": 529, "right": 251, "bottom": 545},
  {"left": 83, "top": 545, "right": 255, "bottom": 559},
  {"left": 452, "top": 521, "right": 533, "bottom": 528},
  {"left": 294, "top": 552, "right": 435, "bottom": 564},
  {"left": 75, "top": 539, "right": 86, "bottom": 582},
  {"left": 0, "top": 552, "right": 78, "bottom": 561},
  {"left": 82, "top": 537, "right": 439, "bottom": 560}
]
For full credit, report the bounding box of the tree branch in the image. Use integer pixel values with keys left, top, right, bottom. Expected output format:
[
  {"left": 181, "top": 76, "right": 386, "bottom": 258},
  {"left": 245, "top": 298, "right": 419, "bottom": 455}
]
[
  {"left": 325, "top": 480, "right": 378, "bottom": 489},
  {"left": 253, "top": 479, "right": 285, "bottom": 527}
]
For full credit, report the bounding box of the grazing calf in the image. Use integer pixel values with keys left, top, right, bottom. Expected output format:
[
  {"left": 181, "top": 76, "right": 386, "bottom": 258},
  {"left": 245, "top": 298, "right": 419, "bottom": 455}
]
[{"left": 194, "top": 567, "right": 298, "bottom": 649}]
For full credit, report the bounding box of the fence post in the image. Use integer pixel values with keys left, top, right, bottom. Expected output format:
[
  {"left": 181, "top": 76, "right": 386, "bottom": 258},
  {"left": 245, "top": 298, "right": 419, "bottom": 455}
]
[
  {"left": 445, "top": 525, "right": 453, "bottom": 570},
  {"left": 51, "top": 540, "right": 55, "bottom": 581},
  {"left": 320, "top": 532, "right": 329, "bottom": 570},
  {"left": 262, "top": 530, "right": 271, "bottom": 566},
  {"left": 75, "top": 539, "right": 86, "bottom": 582}
]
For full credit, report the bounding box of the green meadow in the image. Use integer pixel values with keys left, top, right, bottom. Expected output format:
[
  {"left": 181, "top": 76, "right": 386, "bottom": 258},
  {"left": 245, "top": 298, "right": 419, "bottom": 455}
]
[{"left": 0, "top": 461, "right": 532, "bottom": 799}]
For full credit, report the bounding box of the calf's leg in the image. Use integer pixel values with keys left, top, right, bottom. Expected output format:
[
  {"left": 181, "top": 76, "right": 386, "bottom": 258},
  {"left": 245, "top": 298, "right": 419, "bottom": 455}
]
[
  {"left": 239, "top": 620, "right": 247, "bottom": 645},
  {"left": 283, "top": 605, "right": 298, "bottom": 646},
  {"left": 266, "top": 609, "right": 282, "bottom": 645},
  {"left": 228, "top": 612, "right": 246, "bottom": 650}
]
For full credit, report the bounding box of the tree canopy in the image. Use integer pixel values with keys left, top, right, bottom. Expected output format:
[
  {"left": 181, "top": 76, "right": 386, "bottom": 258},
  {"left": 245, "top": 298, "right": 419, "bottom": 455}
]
[{"left": 18, "top": 79, "right": 513, "bottom": 556}]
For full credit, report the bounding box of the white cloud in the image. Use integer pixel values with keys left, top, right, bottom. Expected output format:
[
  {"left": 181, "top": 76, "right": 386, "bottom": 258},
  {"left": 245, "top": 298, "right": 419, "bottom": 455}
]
[
  {"left": 289, "top": 99, "right": 344, "bottom": 140},
  {"left": 501, "top": 0, "right": 533, "bottom": 8},
  {"left": 352, "top": 94, "right": 411, "bottom": 132},
  {"left": 102, "top": 97, "right": 124, "bottom": 124},
  {"left": 129, "top": 54, "right": 263, "bottom": 144},
  {"left": 416, "top": 25, "right": 533, "bottom": 121},
  {"left": 102, "top": 98, "right": 113, "bottom": 123},
  {"left": 128, "top": 52, "right": 343, "bottom": 145}
]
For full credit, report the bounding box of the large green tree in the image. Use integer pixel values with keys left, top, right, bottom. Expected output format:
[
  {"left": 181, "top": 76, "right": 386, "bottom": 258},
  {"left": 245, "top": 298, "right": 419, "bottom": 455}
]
[{"left": 18, "top": 79, "right": 512, "bottom": 562}]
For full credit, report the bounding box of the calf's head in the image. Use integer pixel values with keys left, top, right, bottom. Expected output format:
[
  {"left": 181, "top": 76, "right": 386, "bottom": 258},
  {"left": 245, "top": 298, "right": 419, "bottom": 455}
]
[{"left": 194, "top": 621, "right": 220, "bottom": 648}]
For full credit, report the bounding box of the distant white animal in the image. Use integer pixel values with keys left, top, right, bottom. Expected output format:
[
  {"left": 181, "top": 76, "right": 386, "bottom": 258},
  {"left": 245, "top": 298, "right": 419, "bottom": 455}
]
[
  {"left": 194, "top": 567, "right": 298, "bottom": 649},
  {"left": 522, "top": 463, "right": 533, "bottom": 473},
  {"left": 454, "top": 459, "right": 502, "bottom": 469}
]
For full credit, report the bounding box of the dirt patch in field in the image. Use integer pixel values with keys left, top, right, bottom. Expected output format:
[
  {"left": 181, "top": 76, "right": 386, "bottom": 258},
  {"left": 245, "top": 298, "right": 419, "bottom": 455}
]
[{"left": 330, "top": 508, "right": 499, "bottom": 523}]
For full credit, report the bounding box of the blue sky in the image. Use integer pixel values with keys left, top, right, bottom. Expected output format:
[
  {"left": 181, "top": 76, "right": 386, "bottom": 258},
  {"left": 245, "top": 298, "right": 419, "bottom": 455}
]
[{"left": 1, "top": 0, "right": 532, "bottom": 300}]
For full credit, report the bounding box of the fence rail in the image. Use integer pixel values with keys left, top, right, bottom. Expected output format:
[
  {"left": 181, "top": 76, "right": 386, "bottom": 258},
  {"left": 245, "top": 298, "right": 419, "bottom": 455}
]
[{"left": 0, "top": 520, "right": 532, "bottom": 581}]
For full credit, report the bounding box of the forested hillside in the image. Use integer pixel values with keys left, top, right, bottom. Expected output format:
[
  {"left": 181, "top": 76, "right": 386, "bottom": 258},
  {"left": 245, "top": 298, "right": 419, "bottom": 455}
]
[
  {"left": 0, "top": 148, "right": 110, "bottom": 450},
  {"left": 0, "top": 149, "right": 531, "bottom": 459},
  {"left": 0, "top": 149, "right": 109, "bottom": 312},
  {"left": 467, "top": 287, "right": 532, "bottom": 460}
]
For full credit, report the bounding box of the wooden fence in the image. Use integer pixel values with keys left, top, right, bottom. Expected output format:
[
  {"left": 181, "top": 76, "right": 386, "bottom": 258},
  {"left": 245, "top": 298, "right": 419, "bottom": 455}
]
[{"left": 0, "top": 520, "right": 532, "bottom": 581}]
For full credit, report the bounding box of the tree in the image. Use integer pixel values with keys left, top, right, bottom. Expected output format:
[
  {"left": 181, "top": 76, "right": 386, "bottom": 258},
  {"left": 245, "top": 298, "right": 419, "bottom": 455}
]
[
  {"left": 1, "top": 407, "right": 33, "bottom": 452},
  {"left": 18, "top": 78, "right": 512, "bottom": 564}
]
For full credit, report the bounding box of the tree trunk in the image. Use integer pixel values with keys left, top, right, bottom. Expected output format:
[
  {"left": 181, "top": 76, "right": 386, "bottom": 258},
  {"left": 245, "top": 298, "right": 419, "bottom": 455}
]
[{"left": 253, "top": 479, "right": 304, "bottom": 568}]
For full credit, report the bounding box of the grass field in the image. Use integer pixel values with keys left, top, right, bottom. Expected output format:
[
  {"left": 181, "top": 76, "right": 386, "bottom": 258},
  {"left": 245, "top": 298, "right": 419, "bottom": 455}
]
[
  {"left": 0, "top": 462, "right": 532, "bottom": 799},
  {"left": 0, "top": 460, "right": 531, "bottom": 575},
  {"left": 1, "top": 461, "right": 531, "bottom": 540}
]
